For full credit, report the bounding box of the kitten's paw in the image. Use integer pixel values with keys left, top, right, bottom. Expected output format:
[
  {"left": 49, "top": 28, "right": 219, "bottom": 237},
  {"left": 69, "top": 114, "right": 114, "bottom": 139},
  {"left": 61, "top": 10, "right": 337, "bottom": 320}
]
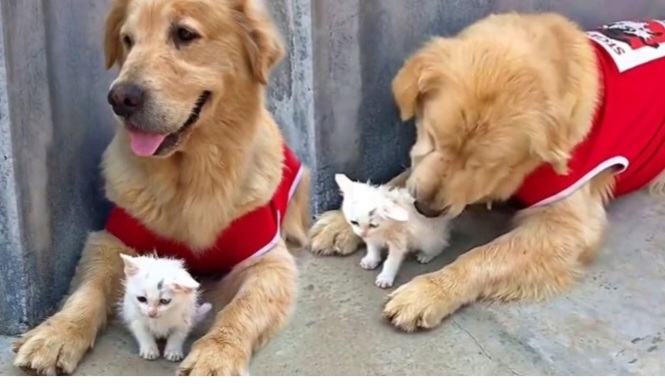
[
  {"left": 375, "top": 273, "right": 395, "bottom": 289},
  {"left": 360, "top": 254, "right": 380, "bottom": 270},
  {"left": 139, "top": 345, "right": 160, "bottom": 361},
  {"left": 416, "top": 253, "right": 435, "bottom": 264},
  {"left": 309, "top": 211, "right": 362, "bottom": 256},
  {"left": 164, "top": 349, "right": 184, "bottom": 362}
]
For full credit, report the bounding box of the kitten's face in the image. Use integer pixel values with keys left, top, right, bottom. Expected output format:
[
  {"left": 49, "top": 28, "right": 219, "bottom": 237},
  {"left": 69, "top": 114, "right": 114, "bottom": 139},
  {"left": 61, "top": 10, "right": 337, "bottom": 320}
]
[
  {"left": 121, "top": 254, "right": 199, "bottom": 319},
  {"left": 335, "top": 174, "right": 409, "bottom": 239},
  {"left": 343, "top": 198, "right": 383, "bottom": 239}
]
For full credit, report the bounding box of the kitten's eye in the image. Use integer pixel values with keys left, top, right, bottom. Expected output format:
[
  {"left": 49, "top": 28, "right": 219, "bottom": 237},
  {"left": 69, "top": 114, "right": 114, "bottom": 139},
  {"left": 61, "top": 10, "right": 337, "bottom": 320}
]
[
  {"left": 159, "top": 298, "right": 171, "bottom": 305},
  {"left": 350, "top": 220, "right": 359, "bottom": 226},
  {"left": 369, "top": 223, "right": 379, "bottom": 228},
  {"left": 122, "top": 34, "right": 133, "bottom": 49},
  {"left": 174, "top": 26, "right": 200, "bottom": 47},
  {"left": 136, "top": 296, "right": 147, "bottom": 303}
]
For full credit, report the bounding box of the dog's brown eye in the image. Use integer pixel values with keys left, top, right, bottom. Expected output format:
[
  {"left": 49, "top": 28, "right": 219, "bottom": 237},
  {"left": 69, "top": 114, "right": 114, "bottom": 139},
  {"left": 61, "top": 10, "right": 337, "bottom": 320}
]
[
  {"left": 175, "top": 26, "right": 200, "bottom": 46},
  {"left": 122, "top": 35, "right": 133, "bottom": 49}
]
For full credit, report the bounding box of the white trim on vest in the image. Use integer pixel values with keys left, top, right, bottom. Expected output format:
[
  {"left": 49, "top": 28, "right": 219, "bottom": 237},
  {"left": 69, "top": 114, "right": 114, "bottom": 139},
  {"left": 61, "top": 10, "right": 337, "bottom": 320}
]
[
  {"left": 244, "top": 163, "right": 305, "bottom": 261},
  {"left": 530, "top": 156, "right": 629, "bottom": 208}
]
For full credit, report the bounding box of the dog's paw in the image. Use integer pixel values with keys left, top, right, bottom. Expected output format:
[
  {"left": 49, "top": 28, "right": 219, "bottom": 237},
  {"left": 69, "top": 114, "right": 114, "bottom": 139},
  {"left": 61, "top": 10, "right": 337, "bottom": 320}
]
[
  {"left": 375, "top": 273, "right": 395, "bottom": 289},
  {"left": 309, "top": 211, "right": 362, "bottom": 256},
  {"left": 139, "top": 345, "right": 160, "bottom": 361},
  {"left": 13, "top": 314, "right": 93, "bottom": 375},
  {"left": 384, "top": 273, "right": 464, "bottom": 332},
  {"left": 178, "top": 336, "right": 249, "bottom": 376},
  {"left": 360, "top": 254, "right": 381, "bottom": 270}
]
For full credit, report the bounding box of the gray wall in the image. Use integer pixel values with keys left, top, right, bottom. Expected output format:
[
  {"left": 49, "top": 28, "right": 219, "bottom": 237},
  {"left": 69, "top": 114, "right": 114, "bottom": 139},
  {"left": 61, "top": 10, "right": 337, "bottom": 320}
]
[{"left": 1, "top": 0, "right": 664, "bottom": 334}]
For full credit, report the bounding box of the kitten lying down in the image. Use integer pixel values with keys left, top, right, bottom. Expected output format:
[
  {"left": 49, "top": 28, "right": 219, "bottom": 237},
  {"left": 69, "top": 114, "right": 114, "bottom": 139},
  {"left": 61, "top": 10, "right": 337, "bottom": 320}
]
[
  {"left": 120, "top": 254, "right": 212, "bottom": 362},
  {"left": 335, "top": 174, "right": 452, "bottom": 288}
]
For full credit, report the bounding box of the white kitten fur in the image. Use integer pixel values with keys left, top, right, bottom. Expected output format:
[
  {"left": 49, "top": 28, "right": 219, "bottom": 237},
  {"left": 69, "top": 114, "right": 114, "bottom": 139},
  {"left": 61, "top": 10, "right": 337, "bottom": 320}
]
[
  {"left": 335, "top": 174, "right": 451, "bottom": 289},
  {"left": 120, "top": 253, "right": 212, "bottom": 362}
]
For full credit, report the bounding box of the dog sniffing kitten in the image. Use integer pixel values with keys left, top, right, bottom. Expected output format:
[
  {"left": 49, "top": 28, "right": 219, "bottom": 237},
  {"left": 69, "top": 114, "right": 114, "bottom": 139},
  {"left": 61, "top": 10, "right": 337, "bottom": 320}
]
[
  {"left": 335, "top": 174, "right": 451, "bottom": 288},
  {"left": 120, "top": 254, "right": 212, "bottom": 362}
]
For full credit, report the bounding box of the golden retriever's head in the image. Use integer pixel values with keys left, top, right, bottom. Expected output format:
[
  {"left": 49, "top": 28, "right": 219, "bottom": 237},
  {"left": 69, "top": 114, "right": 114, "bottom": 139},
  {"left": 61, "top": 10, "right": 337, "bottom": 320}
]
[
  {"left": 394, "top": 38, "right": 571, "bottom": 217},
  {"left": 104, "top": 0, "right": 283, "bottom": 157}
]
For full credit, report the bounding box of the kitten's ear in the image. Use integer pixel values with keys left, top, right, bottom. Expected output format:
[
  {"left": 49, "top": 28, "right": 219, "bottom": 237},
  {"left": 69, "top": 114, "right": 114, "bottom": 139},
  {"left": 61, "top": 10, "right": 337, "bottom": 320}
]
[
  {"left": 120, "top": 254, "right": 140, "bottom": 276},
  {"left": 169, "top": 271, "right": 200, "bottom": 294},
  {"left": 335, "top": 174, "right": 354, "bottom": 195},
  {"left": 380, "top": 202, "right": 409, "bottom": 222}
]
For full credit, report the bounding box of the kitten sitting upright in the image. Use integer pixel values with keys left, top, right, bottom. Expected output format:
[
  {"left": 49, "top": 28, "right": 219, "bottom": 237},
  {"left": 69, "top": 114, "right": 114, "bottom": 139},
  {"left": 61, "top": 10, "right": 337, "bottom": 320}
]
[
  {"left": 335, "top": 174, "right": 452, "bottom": 288},
  {"left": 120, "top": 254, "right": 212, "bottom": 362}
]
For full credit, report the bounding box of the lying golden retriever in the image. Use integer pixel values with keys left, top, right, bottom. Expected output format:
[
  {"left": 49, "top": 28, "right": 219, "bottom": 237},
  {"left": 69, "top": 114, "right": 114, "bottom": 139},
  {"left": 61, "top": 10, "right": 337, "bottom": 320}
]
[
  {"left": 311, "top": 13, "right": 665, "bottom": 331},
  {"left": 13, "top": 0, "right": 309, "bottom": 375}
]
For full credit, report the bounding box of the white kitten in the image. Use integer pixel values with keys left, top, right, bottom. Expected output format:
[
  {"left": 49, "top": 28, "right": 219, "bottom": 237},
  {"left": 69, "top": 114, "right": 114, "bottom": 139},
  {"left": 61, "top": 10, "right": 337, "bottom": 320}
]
[
  {"left": 120, "top": 253, "right": 212, "bottom": 362},
  {"left": 335, "top": 174, "right": 451, "bottom": 289}
]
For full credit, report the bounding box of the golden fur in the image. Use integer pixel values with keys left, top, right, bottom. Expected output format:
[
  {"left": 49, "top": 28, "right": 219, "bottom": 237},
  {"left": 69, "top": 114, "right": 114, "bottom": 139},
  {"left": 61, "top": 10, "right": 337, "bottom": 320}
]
[
  {"left": 14, "top": 0, "right": 309, "bottom": 375},
  {"left": 311, "top": 13, "right": 664, "bottom": 331}
]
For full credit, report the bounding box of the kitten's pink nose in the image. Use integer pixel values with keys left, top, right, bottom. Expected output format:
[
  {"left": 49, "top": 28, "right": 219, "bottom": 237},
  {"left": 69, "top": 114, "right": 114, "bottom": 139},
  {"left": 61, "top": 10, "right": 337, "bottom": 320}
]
[{"left": 148, "top": 309, "right": 158, "bottom": 318}]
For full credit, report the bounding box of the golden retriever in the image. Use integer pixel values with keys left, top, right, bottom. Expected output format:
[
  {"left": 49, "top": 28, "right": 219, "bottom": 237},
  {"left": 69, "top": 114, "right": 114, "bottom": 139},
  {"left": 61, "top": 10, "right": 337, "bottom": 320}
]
[
  {"left": 13, "top": 0, "right": 309, "bottom": 375},
  {"left": 310, "top": 13, "right": 665, "bottom": 331}
]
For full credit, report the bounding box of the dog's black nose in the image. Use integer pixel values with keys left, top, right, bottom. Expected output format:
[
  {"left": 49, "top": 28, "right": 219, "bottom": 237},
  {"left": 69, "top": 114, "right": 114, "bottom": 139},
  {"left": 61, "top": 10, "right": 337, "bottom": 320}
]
[{"left": 107, "top": 83, "right": 145, "bottom": 118}]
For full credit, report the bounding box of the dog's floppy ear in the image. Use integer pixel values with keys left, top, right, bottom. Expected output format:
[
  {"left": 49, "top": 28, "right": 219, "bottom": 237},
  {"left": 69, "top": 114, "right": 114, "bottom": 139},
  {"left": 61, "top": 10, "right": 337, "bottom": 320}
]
[
  {"left": 392, "top": 39, "right": 450, "bottom": 121},
  {"left": 232, "top": 0, "right": 285, "bottom": 84},
  {"left": 104, "top": 0, "right": 129, "bottom": 69}
]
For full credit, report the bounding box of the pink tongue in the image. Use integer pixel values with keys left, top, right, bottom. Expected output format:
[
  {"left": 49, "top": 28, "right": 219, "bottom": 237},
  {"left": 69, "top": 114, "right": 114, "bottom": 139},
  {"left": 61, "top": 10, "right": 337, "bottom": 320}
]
[{"left": 129, "top": 131, "right": 167, "bottom": 157}]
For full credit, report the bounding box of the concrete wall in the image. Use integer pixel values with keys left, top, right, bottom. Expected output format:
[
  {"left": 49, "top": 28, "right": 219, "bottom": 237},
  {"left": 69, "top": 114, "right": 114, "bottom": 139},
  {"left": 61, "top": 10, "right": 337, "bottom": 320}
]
[{"left": 1, "top": 0, "right": 664, "bottom": 334}]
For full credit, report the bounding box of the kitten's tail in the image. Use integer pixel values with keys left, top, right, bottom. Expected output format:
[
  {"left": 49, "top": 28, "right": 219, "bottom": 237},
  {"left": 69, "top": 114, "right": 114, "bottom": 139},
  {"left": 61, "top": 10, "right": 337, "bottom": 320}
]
[{"left": 194, "top": 302, "right": 212, "bottom": 324}]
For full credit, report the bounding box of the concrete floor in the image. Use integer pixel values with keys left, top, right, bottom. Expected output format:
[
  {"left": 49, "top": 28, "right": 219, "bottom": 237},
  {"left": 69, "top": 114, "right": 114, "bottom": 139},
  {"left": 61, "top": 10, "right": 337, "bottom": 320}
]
[{"left": 1, "top": 191, "right": 664, "bottom": 375}]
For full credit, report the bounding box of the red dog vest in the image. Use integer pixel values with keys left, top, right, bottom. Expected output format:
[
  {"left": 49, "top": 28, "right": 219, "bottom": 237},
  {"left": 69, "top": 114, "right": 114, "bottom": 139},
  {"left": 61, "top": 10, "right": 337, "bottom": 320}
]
[
  {"left": 516, "top": 20, "right": 665, "bottom": 208},
  {"left": 106, "top": 146, "right": 303, "bottom": 274}
]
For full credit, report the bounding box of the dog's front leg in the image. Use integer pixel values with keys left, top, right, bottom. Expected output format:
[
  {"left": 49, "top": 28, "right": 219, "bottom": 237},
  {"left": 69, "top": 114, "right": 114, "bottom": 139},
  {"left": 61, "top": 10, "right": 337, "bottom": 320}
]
[
  {"left": 384, "top": 184, "right": 607, "bottom": 332},
  {"left": 178, "top": 242, "right": 297, "bottom": 376},
  {"left": 13, "top": 231, "right": 129, "bottom": 375}
]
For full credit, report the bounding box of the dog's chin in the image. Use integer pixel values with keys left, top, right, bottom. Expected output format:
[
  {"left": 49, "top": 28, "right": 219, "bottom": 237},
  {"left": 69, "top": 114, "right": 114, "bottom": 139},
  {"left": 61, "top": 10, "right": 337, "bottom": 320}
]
[{"left": 124, "top": 91, "right": 211, "bottom": 158}]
